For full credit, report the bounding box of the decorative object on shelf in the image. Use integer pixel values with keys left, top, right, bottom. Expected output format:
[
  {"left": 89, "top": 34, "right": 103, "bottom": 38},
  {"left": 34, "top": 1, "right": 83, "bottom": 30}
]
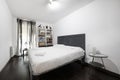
[
  {"left": 91, "top": 47, "right": 97, "bottom": 55},
  {"left": 38, "top": 25, "right": 53, "bottom": 47}
]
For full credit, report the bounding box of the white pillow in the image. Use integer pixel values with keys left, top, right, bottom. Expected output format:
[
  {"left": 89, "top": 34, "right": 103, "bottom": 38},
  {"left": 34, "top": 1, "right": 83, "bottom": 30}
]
[
  {"left": 35, "top": 52, "right": 46, "bottom": 56},
  {"left": 53, "top": 44, "right": 65, "bottom": 47}
]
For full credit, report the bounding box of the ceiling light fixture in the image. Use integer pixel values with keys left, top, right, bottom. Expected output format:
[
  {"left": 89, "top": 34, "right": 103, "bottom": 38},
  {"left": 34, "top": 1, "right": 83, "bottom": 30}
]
[{"left": 48, "top": 0, "right": 60, "bottom": 10}]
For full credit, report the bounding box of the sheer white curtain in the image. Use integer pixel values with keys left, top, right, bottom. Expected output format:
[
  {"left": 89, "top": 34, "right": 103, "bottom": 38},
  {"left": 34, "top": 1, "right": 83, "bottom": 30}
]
[{"left": 17, "top": 19, "right": 36, "bottom": 56}]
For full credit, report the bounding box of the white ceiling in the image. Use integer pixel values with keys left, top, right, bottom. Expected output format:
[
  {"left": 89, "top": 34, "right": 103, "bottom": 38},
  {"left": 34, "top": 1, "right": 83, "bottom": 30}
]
[{"left": 6, "top": 0, "right": 93, "bottom": 23}]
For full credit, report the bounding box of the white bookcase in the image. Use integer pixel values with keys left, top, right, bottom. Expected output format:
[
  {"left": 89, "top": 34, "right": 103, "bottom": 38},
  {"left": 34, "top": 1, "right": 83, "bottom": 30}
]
[{"left": 38, "top": 25, "right": 53, "bottom": 47}]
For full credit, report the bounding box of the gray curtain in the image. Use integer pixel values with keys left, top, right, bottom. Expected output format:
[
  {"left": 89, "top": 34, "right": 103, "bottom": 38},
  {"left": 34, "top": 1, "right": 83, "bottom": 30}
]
[
  {"left": 17, "top": 19, "right": 36, "bottom": 56},
  {"left": 29, "top": 21, "right": 36, "bottom": 49}
]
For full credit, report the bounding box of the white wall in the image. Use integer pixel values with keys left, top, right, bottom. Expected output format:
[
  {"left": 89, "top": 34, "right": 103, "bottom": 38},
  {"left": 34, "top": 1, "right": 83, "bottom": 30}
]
[
  {"left": 0, "top": 0, "right": 13, "bottom": 71},
  {"left": 54, "top": 0, "right": 120, "bottom": 74}
]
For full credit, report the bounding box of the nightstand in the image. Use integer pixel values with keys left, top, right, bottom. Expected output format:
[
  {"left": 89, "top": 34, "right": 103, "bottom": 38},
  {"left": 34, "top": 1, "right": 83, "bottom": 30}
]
[{"left": 89, "top": 53, "right": 108, "bottom": 69}]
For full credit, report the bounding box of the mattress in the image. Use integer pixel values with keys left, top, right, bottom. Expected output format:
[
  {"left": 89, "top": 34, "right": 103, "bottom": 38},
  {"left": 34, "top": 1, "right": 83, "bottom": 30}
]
[{"left": 28, "top": 45, "right": 84, "bottom": 75}]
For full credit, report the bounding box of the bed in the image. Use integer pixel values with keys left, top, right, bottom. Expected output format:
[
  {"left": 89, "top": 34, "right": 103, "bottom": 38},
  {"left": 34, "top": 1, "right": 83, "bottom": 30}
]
[{"left": 28, "top": 34, "right": 86, "bottom": 78}]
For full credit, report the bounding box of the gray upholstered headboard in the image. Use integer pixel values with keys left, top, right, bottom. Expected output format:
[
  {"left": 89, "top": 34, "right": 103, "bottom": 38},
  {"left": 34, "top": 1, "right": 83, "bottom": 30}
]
[{"left": 57, "top": 34, "right": 86, "bottom": 51}]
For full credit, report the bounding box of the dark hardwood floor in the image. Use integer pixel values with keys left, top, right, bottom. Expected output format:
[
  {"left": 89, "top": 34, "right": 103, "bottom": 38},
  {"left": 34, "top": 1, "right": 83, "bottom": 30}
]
[
  {"left": 0, "top": 57, "right": 30, "bottom": 80},
  {"left": 0, "top": 57, "right": 120, "bottom": 80}
]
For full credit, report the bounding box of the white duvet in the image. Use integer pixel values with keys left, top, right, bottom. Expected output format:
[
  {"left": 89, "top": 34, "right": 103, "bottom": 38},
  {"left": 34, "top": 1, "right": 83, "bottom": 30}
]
[{"left": 28, "top": 45, "right": 84, "bottom": 75}]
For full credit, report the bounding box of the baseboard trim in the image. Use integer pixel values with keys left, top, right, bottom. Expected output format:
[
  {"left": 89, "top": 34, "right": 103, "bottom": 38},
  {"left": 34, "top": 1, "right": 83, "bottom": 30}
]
[{"left": 85, "top": 63, "right": 120, "bottom": 79}]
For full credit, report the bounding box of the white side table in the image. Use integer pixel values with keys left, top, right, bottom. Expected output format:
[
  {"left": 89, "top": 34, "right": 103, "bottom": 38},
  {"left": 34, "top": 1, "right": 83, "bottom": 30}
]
[{"left": 89, "top": 53, "right": 108, "bottom": 68}]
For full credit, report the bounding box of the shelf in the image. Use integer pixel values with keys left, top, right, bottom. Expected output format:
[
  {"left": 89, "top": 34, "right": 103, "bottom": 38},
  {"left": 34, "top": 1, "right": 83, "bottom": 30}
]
[
  {"left": 38, "top": 35, "right": 45, "bottom": 36},
  {"left": 47, "top": 30, "right": 52, "bottom": 31}
]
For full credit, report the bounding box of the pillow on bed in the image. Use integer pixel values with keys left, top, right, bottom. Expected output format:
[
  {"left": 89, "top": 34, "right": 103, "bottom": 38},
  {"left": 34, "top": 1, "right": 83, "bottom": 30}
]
[
  {"left": 35, "top": 52, "right": 46, "bottom": 56},
  {"left": 53, "top": 44, "right": 65, "bottom": 47}
]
